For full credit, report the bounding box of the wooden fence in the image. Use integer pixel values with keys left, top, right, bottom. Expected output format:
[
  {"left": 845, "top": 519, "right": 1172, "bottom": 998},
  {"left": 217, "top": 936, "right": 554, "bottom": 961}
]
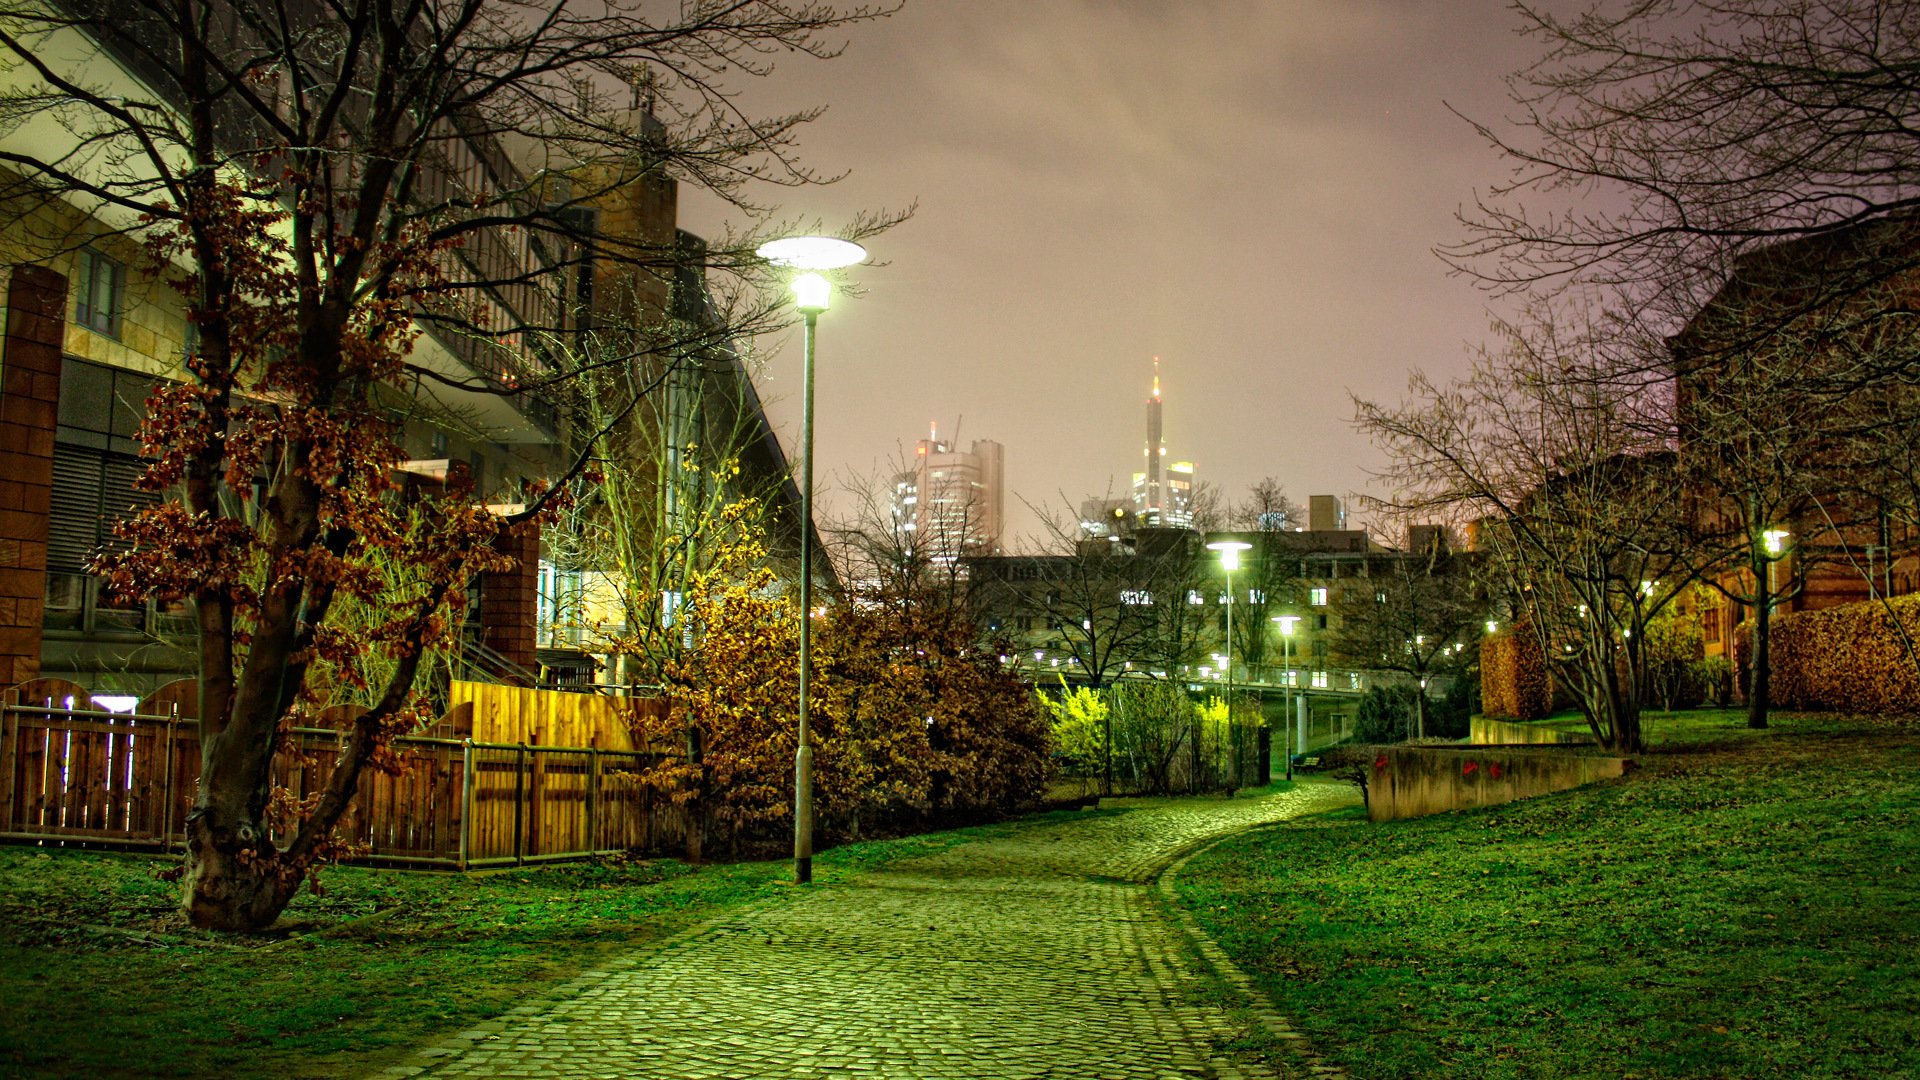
[{"left": 0, "top": 678, "right": 689, "bottom": 868}]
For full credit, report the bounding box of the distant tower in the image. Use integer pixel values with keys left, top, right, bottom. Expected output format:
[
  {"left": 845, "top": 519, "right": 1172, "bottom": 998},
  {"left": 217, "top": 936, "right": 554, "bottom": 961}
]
[
  {"left": 1129, "top": 358, "right": 1195, "bottom": 527},
  {"left": 1134, "top": 357, "right": 1166, "bottom": 524}
]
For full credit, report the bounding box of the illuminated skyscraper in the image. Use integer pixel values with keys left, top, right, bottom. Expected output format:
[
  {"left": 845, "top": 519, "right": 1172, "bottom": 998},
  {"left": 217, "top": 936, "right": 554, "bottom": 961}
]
[
  {"left": 892, "top": 423, "right": 1005, "bottom": 568},
  {"left": 1131, "top": 358, "right": 1196, "bottom": 528}
]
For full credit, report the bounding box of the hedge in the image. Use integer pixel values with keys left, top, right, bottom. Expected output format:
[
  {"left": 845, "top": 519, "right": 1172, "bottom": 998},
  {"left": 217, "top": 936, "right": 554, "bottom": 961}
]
[
  {"left": 1480, "top": 627, "right": 1552, "bottom": 721},
  {"left": 1733, "top": 594, "right": 1920, "bottom": 716}
]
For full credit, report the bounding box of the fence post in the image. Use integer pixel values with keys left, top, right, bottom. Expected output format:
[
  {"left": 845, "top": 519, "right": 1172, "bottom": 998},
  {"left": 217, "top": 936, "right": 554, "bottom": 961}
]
[
  {"left": 0, "top": 697, "right": 14, "bottom": 832},
  {"left": 512, "top": 742, "right": 527, "bottom": 865},
  {"left": 458, "top": 738, "right": 474, "bottom": 870},
  {"left": 159, "top": 706, "right": 179, "bottom": 850},
  {"left": 587, "top": 741, "right": 600, "bottom": 856}
]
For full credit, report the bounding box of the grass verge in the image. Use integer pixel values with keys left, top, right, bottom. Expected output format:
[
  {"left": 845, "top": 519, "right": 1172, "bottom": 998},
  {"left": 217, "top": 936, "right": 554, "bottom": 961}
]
[
  {"left": 0, "top": 824, "right": 985, "bottom": 1079},
  {"left": 1175, "top": 709, "right": 1920, "bottom": 1079}
]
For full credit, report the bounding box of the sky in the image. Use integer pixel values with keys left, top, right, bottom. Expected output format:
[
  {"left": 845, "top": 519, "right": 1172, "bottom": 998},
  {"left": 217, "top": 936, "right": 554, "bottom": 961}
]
[{"left": 681, "top": 1, "right": 1562, "bottom": 550}]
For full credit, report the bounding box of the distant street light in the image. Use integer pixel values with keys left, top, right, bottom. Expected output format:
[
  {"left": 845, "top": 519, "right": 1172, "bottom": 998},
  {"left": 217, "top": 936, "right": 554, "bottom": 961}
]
[
  {"left": 756, "top": 234, "right": 867, "bottom": 885},
  {"left": 1273, "top": 614, "right": 1300, "bottom": 781},
  {"left": 1207, "top": 539, "right": 1252, "bottom": 790}
]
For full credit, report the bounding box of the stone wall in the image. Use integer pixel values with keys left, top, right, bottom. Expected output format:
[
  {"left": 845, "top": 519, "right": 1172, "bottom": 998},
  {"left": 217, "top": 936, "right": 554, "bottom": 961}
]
[{"left": 1364, "top": 745, "right": 1627, "bottom": 822}]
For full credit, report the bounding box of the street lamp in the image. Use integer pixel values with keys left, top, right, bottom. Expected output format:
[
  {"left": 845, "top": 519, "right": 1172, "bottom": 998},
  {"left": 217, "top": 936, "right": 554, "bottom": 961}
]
[
  {"left": 1272, "top": 614, "right": 1299, "bottom": 781},
  {"left": 756, "top": 234, "right": 867, "bottom": 885},
  {"left": 1207, "top": 539, "right": 1252, "bottom": 790}
]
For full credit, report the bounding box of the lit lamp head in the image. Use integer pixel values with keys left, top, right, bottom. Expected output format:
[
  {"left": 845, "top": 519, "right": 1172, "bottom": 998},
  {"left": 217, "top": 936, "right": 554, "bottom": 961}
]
[
  {"left": 1206, "top": 539, "right": 1252, "bottom": 571},
  {"left": 1762, "top": 527, "right": 1791, "bottom": 557},
  {"left": 1272, "top": 614, "right": 1300, "bottom": 637},
  {"left": 790, "top": 272, "right": 831, "bottom": 314},
  {"left": 756, "top": 236, "right": 867, "bottom": 315}
]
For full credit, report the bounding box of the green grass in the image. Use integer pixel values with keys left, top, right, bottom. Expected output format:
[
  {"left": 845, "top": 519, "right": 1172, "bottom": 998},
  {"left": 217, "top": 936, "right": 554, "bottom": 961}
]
[
  {"left": 0, "top": 824, "right": 992, "bottom": 1079},
  {"left": 1176, "top": 709, "right": 1920, "bottom": 1079}
]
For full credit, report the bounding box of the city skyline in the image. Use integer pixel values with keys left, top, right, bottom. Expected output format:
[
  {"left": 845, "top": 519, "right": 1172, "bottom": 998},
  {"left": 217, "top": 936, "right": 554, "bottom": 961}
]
[{"left": 684, "top": 2, "right": 1568, "bottom": 549}]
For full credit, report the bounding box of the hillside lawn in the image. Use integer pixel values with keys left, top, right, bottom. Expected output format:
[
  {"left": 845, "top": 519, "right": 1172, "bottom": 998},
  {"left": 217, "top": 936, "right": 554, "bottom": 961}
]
[{"left": 1176, "top": 709, "right": 1920, "bottom": 1079}]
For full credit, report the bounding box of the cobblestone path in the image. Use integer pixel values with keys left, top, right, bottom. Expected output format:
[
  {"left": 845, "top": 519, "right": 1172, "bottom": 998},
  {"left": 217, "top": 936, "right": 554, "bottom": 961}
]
[{"left": 388, "top": 780, "right": 1359, "bottom": 1080}]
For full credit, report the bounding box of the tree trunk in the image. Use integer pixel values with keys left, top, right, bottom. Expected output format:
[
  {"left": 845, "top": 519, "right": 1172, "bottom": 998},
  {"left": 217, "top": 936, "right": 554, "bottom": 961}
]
[
  {"left": 1749, "top": 550, "right": 1772, "bottom": 730},
  {"left": 182, "top": 807, "right": 297, "bottom": 932}
]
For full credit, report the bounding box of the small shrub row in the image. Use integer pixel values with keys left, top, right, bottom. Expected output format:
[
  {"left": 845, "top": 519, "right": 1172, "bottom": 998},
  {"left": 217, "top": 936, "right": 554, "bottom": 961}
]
[{"left": 1734, "top": 594, "right": 1920, "bottom": 715}]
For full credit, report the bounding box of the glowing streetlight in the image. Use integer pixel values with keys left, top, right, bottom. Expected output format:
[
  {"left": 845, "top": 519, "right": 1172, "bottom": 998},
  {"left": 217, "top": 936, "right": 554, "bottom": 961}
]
[
  {"left": 1207, "top": 539, "right": 1252, "bottom": 790},
  {"left": 755, "top": 234, "right": 867, "bottom": 885},
  {"left": 1272, "top": 614, "right": 1300, "bottom": 782}
]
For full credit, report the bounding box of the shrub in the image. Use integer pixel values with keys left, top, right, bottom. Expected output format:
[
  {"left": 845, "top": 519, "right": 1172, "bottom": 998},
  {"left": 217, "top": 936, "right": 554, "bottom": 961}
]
[
  {"left": 1354, "top": 684, "right": 1418, "bottom": 743},
  {"left": 1645, "top": 605, "right": 1707, "bottom": 710},
  {"left": 1432, "top": 676, "right": 1472, "bottom": 738},
  {"left": 638, "top": 525, "right": 1053, "bottom": 854},
  {"left": 1696, "top": 655, "right": 1735, "bottom": 708},
  {"left": 1036, "top": 681, "right": 1107, "bottom": 778},
  {"left": 1480, "top": 626, "right": 1552, "bottom": 720},
  {"left": 1111, "top": 680, "right": 1194, "bottom": 794},
  {"left": 1733, "top": 595, "right": 1920, "bottom": 716}
]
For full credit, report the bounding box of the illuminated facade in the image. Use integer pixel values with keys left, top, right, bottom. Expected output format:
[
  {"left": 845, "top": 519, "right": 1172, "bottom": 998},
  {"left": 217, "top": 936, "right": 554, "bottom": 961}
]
[{"left": 893, "top": 425, "right": 1005, "bottom": 568}]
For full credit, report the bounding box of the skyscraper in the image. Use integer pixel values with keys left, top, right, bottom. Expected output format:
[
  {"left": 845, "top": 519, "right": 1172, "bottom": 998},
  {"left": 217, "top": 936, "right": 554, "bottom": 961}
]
[
  {"left": 892, "top": 424, "right": 1005, "bottom": 568},
  {"left": 1131, "top": 358, "right": 1196, "bottom": 528}
]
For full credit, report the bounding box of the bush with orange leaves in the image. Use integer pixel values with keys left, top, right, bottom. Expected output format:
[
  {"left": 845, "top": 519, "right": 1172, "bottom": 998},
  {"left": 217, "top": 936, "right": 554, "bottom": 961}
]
[{"left": 632, "top": 524, "right": 1052, "bottom": 856}]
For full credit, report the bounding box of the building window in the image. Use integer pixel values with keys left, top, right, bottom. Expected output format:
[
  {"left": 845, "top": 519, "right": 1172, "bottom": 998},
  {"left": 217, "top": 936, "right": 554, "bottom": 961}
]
[
  {"left": 75, "top": 249, "right": 126, "bottom": 337},
  {"left": 1309, "top": 587, "right": 1328, "bottom": 606},
  {"left": 1311, "top": 670, "right": 1329, "bottom": 688}
]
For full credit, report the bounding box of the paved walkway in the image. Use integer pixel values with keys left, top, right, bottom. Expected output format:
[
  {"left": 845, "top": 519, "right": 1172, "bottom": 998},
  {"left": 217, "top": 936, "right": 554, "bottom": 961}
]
[{"left": 385, "top": 781, "right": 1359, "bottom": 1080}]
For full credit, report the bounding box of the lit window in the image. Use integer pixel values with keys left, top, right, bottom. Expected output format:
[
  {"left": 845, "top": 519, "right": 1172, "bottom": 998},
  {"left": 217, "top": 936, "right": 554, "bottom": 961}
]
[
  {"left": 1309, "top": 587, "right": 1328, "bottom": 606},
  {"left": 1311, "top": 670, "right": 1329, "bottom": 688},
  {"left": 75, "top": 249, "right": 125, "bottom": 337}
]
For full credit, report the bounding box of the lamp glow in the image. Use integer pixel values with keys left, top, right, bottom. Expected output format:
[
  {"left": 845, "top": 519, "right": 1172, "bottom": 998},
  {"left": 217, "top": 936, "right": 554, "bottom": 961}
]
[
  {"left": 1206, "top": 539, "right": 1252, "bottom": 571},
  {"left": 1763, "top": 528, "right": 1790, "bottom": 556},
  {"left": 790, "top": 272, "right": 832, "bottom": 314},
  {"left": 755, "top": 235, "right": 867, "bottom": 270}
]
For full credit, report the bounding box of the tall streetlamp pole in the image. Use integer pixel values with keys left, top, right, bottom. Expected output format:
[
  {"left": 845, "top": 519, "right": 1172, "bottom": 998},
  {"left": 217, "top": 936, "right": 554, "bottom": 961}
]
[
  {"left": 1273, "top": 615, "right": 1299, "bottom": 782},
  {"left": 756, "top": 236, "right": 867, "bottom": 885},
  {"left": 1207, "top": 540, "right": 1251, "bottom": 790}
]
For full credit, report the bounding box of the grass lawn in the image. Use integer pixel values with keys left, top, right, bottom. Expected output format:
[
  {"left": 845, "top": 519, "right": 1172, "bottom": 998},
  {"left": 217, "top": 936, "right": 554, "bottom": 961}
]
[
  {"left": 0, "top": 824, "right": 987, "bottom": 1079},
  {"left": 1175, "top": 709, "right": 1920, "bottom": 1079}
]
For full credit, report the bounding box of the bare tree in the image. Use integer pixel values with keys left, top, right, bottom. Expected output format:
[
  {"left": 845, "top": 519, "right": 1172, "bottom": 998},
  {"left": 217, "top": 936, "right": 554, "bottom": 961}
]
[
  {"left": 1358, "top": 309, "right": 1695, "bottom": 752},
  {"left": 1326, "top": 538, "right": 1483, "bottom": 739}
]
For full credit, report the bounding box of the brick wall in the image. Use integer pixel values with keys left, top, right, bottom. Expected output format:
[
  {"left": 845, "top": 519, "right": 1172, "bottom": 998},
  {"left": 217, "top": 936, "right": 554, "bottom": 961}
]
[
  {"left": 0, "top": 266, "right": 68, "bottom": 686},
  {"left": 480, "top": 520, "right": 540, "bottom": 684}
]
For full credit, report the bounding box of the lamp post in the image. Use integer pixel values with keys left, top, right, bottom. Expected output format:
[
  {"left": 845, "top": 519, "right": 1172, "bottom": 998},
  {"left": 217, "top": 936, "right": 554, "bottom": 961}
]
[
  {"left": 1273, "top": 615, "right": 1299, "bottom": 781},
  {"left": 756, "top": 235, "right": 867, "bottom": 885},
  {"left": 1206, "top": 540, "right": 1251, "bottom": 789}
]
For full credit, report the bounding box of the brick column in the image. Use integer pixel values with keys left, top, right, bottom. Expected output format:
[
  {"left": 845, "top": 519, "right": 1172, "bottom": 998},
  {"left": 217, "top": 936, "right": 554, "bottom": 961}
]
[
  {"left": 480, "top": 520, "right": 540, "bottom": 684},
  {"left": 0, "top": 266, "right": 67, "bottom": 687}
]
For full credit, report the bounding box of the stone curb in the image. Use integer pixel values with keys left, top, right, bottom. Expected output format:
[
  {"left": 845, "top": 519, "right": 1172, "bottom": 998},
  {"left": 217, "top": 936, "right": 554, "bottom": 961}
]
[{"left": 1154, "top": 823, "right": 1352, "bottom": 1080}]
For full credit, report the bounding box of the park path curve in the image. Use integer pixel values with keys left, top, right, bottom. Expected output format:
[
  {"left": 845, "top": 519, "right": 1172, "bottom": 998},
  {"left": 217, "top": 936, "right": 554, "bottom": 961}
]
[{"left": 384, "top": 780, "right": 1359, "bottom": 1080}]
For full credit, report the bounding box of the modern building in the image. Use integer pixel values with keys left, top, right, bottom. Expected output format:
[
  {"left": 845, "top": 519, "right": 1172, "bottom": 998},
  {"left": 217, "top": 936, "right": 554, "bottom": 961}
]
[
  {"left": 892, "top": 425, "right": 1005, "bottom": 569},
  {"left": 1129, "top": 357, "right": 1197, "bottom": 528}
]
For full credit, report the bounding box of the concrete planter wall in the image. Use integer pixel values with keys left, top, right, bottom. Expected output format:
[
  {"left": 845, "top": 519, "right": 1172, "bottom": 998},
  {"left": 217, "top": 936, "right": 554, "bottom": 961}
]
[
  {"left": 1468, "top": 717, "right": 1594, "bottom": 745},
  {"left": 1364, "top": 745, "right": 1627, "bottom": 822}
]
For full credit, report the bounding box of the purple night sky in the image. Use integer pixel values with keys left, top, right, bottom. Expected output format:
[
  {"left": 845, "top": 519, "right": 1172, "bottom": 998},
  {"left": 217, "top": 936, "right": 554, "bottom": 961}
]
[{"left": 683, "top": 1, "right": 1565, "bottom": 548}]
